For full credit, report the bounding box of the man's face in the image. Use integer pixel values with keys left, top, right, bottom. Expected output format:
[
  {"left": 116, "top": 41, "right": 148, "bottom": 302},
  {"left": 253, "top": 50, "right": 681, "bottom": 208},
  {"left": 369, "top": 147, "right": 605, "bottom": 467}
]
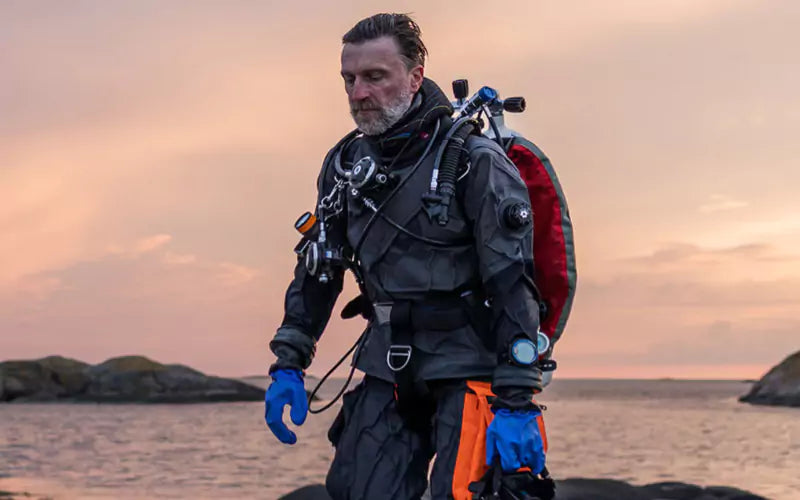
[{"left": 341, "top": 36, "right": 424, "bottom": 136}]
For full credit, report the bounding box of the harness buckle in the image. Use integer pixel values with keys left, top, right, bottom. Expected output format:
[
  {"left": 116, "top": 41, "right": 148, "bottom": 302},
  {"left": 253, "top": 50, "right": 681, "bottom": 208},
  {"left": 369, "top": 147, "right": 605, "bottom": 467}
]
[{"left": 386, "top": 345, "right": 412, "bottom": 371}]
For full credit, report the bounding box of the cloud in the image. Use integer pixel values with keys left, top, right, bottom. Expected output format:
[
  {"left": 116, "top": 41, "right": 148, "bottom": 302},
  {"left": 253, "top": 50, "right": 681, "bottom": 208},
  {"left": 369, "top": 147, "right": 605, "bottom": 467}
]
[
  {"left": 6, "top": 234, "right": 263, "bottom": 302},
  {"left": 644, "top": 319, "right": 800, "bottom": 366},
  {"left": 0, "top": 235, "right": 277, "bottom": 375},
  {"left": 606, "top": 242, "right": 800, "bottom": 287},
  {"left": 133, "top": 234, "right": 172, "bottom": 254},
  {"left": 622, "top": 242, "right": 789, "bottom": 266},
  {"left": 0, "top": 167, "right": 96, "bottom": 284},
  {"left": 560, "top": 243, "right": 800, "bottom": 369},
  {"left": 162, "top": 252, "right": 197, "bottom": 265},
  {"left": 217, "top": 262, "right": 261, "bottom": 286},
  {"left": 698, "top": 194, "right": 749, "bottom": 213},
  {"left": 10, "top": 275, "right": 64, "bottom": 302}
]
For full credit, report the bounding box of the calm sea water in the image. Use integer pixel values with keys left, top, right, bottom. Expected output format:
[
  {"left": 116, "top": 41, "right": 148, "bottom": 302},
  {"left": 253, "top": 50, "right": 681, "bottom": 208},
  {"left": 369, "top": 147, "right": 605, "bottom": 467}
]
[{"left": 1, "top": 379, "right": 798, "bottom": 500}]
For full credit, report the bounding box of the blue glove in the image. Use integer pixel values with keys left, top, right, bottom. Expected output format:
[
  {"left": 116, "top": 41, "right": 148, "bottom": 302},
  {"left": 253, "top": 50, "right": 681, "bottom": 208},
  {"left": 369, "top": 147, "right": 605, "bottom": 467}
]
[
  {"left": 486, "top": 408, "right": 546, "bottom": 474},
  {"left": 264, "top": 369, "right": 308, "bottom": 445}
]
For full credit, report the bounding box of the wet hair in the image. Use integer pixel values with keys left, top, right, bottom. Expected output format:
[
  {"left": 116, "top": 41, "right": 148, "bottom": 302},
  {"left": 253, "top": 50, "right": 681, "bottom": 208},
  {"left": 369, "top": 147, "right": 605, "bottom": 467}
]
[{"left": 342, "top": 13, "right": 428, "bottom": 69}]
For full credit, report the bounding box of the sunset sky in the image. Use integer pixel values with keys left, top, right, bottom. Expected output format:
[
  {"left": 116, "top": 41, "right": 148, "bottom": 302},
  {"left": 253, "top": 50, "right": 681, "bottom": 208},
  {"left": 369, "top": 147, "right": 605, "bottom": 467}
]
[{"left": 2, "top": 0, "right": 798, "bottom": 379}]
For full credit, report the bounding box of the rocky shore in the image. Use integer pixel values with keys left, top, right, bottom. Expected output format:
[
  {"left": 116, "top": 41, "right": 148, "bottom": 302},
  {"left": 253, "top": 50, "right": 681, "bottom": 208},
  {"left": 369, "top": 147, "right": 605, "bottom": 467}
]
[
  {"left": 279, "top": 480, "right": 768, "bottom": 500},
  {"left": 0, "top": 491, "right": 51, "bottom": 500},
  {"left": 740, "top": 350, "right": 800, "bottom": 408},
  {"left": 0, "top": 480, "right": 770, "bottom": 500},
  {"left": 0, "top": 355, "right": 264, "bottom": 403}
]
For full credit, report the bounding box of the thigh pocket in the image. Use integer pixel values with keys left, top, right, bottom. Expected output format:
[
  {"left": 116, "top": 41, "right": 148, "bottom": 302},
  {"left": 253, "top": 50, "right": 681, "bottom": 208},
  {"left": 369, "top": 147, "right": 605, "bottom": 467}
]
[
  {"left": 327, "top": 380, "right": 365, "bottom": 447},
  {"left": 452, "top": 381, "right": 496, "bottom": 500}
]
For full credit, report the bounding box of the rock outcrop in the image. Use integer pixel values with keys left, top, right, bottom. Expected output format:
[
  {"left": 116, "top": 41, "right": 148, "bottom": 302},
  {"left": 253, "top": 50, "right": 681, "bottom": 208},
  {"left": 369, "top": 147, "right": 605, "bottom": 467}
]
[
  {"left": 0, "top": 355, "right": 264, "bottom": 403},
  {"left": 0, "top": 356, "right": 89, "bottom": 402},
  {"left": 0, "top": 489, "right": 52, "bottom": 500},
  {"left": 739, "top": 350, "right": 800, "bottom": 408}
]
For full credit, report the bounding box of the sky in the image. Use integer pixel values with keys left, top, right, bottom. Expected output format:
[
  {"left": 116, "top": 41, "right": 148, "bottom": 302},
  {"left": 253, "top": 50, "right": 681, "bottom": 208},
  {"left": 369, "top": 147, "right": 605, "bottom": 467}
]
[{"left": 2, "top": 0, "right": 798, "bottom": 379}]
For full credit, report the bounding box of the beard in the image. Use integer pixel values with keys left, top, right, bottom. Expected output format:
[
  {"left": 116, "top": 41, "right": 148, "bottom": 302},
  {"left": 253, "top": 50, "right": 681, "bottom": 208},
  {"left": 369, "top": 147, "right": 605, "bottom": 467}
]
[{"left": 350, "top": 88, "right": 414, "bottom": 136}]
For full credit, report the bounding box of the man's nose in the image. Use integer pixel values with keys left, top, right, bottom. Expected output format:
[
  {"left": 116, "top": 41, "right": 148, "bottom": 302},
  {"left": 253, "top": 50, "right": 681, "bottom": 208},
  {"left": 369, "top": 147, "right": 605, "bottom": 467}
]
[{"left": 350, "top": 79, "right": 371, "bottom": 101}]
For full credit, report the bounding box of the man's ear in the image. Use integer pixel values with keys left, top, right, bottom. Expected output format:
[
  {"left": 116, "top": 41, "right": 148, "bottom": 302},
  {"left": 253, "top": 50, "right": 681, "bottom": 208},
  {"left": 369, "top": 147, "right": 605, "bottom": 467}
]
[{"left": 409, "top": 65, "right": 424, "bottom": 92}]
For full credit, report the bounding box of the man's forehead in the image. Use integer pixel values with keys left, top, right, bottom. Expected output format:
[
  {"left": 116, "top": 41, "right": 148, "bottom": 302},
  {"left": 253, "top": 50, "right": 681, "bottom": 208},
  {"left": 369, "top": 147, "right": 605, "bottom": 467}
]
[{"left": 341, "top": 36, "right": 404, "bottom": 72}]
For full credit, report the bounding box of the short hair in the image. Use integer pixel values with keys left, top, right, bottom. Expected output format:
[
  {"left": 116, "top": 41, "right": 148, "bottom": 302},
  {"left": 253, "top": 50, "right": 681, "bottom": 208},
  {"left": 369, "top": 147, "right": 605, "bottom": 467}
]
[{"left": 342, "top": 13, "right": 428, "bottom": 69}]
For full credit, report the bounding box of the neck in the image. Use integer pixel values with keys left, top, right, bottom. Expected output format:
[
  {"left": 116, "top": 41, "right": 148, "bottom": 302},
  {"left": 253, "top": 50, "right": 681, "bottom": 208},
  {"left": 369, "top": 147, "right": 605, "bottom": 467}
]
[{"left": 363, "top": 79, "right": 454, "bottom": 165}]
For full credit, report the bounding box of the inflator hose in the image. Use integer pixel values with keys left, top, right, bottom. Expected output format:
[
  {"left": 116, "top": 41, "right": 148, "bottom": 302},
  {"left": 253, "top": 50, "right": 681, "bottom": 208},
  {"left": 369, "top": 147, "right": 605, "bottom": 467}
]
[{"left": 436, "top": 120, "right": 477, "bottom": 225}]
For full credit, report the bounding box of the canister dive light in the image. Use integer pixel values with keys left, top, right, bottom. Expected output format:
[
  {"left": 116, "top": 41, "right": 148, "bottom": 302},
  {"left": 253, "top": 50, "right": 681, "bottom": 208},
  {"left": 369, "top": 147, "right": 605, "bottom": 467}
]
[{"left": 294, "top": 211, "right": 319, "bottom": 241}]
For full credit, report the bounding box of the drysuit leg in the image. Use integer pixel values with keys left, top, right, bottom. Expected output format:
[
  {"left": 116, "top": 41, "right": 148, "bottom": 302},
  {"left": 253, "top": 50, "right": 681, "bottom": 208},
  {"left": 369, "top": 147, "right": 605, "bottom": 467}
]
[
  {"left": 429, "top": 380, "right": 550, "bottom": 500},
  {"left": 427, "top": 380, "right": 488, "bottom": 500},
  {"left": 325, "top": 376, "right": 435, "bottom": 500}
]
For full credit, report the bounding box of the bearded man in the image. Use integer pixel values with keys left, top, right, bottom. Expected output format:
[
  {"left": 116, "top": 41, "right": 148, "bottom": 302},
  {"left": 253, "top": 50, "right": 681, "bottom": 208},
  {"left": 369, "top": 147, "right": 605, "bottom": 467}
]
[{"left": 264, "top": 13, "right": 547, "bottom": 500}]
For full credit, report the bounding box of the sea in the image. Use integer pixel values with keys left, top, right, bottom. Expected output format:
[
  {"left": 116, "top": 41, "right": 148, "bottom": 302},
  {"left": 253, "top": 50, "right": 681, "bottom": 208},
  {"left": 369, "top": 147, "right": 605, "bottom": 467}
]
[{"left": 1, "top": 379, "right": 798, "bottom": 500}]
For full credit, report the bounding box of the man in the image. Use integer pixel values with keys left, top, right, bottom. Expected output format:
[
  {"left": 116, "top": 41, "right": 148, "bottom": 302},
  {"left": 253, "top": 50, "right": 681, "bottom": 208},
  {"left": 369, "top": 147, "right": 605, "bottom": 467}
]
[{"left": 265, "top": 13, "right": 547, "bottom": 500}]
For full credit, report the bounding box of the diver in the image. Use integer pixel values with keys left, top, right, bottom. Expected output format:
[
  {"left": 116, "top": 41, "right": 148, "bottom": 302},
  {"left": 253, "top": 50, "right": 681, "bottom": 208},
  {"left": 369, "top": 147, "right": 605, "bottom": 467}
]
[{"left": 264, "top": 13, "right": 551, "bottom": 500}]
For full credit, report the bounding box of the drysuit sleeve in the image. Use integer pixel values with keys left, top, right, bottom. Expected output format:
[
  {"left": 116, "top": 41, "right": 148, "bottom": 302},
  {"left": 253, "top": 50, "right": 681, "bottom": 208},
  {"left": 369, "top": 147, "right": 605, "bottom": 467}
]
[
  {"left": 269, "top": 151, "right": 347, "bottom": 375},
  {"left": 462, "top": 140, "right": 543, "bottom": 405}
]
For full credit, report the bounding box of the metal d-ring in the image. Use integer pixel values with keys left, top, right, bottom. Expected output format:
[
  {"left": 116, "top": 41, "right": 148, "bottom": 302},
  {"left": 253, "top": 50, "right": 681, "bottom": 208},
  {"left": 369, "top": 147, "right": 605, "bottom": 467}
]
[{"left": 386, "top": 345, "right": 412, "bottom": 372}]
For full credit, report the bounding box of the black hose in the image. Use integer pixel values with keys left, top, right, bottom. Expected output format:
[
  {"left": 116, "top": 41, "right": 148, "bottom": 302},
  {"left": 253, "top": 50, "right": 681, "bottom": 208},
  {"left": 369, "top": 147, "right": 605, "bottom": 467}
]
[
  {"left": 435, "top": 118, "right": 477, "bottom": 225},
  {"left": 484, "top": 105, "right": 504, "bottom": 149},
  {"left": 332, "top": 131, "right": 361, "bottom": 178},
  {"left": 307, "top": 329, "right": 366, "bottom": 414},
  {"left": 353, "top": 117, "right": 442, "bottom": 259},
  {"left": 432, "top": 115, "right": 474, "bottom": 180},
  {"left": 375, "top": 209, "right": 471, "bottom": 247}
]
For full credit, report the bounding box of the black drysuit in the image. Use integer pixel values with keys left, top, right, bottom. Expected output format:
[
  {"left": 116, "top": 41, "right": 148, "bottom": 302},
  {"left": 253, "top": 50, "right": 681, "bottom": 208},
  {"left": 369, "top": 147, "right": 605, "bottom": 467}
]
[{"left": 270, "top": 78, "right": 543, "bottom": 500}]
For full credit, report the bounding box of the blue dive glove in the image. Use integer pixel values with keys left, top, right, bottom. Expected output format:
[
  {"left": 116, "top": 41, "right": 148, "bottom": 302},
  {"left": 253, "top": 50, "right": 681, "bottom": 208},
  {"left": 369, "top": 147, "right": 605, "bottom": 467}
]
[
  {"left": 486, "top": 408, "right": 546, "bottom": 474},
  {"left": 264, "top": 369, "right": 308, "bottom": 445}
]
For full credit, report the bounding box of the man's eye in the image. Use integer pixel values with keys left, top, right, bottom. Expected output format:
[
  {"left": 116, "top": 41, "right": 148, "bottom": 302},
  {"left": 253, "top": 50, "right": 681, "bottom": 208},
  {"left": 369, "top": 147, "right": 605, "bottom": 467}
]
[{"left": 368, "top": 72, "right": 383, "bottom": 81}]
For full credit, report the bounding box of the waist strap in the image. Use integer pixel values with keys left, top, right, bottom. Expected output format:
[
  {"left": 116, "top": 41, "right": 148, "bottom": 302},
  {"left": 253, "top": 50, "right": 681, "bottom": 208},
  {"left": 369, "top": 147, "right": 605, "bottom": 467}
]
[
  {"left": 389, "top": 299, "right": 471, "bottom": 332},
  {"left": 380, "top": 295, "right": 484, "bottom": 433}
]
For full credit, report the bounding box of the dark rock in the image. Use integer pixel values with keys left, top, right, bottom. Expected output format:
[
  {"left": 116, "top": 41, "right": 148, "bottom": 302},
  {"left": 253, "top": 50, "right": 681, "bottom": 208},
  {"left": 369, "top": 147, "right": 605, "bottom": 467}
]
[
  {"left": 278, "top": 485, "right": 330, "bottom": 500},
  {"left": 81, "top": 356, "right": 164, "bottom": 401},
  {"left": 640, "top": 481, "right": 706, "bottom": 499},
  {"left": 37, "top": 356, "right": 90, "bottom": 394},
  {"left": 0, "top": 493, "right": 52, "bottom": 500},
  {"left": 739, "top": 350, "right": 800, "bottom": 408},
  {"left": 78, "top": 355, "right": 265, "bottom": 403},
  {"left": 0, "top": 355, "right": 264, "bottom": 404},
  {"left": 0, "top": 357, "right": 85, "bottom": 402},
  {"left": 556, "top": 478, "right": 651, "bottom": 499},
  {"left": 639, "top": 481, "right": 767, "bottom": 499},
  {"left": 0, "top": 489, "right": 51, "bottom": 499},
  {"left": 277, "top": 480, "right": 768, "bottom": 500},
  {"left": 703, "top": 485, "right": 770, "bottom": 499}
]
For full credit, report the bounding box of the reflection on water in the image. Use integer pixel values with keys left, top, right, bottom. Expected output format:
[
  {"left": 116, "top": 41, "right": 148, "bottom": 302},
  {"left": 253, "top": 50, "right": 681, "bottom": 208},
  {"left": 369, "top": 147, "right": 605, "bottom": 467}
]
[{"left": 1, "top": 380, "right": 798, "bottom": 499}]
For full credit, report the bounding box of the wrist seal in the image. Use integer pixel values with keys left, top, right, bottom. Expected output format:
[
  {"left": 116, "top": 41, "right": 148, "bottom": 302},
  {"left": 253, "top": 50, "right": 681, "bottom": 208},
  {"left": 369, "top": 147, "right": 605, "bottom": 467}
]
[
  {"left": 492, "top": 364, "right": 543, "bottom": 394},
  {"left": 269, "top": 326, "right": 317, "bottom": 371}
]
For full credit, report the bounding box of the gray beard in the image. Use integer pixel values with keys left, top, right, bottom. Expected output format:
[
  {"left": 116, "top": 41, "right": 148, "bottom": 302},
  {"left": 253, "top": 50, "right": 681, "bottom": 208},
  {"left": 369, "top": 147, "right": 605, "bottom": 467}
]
[{"left": 351, "top": 89, "right": 413, "bottom": 136}]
